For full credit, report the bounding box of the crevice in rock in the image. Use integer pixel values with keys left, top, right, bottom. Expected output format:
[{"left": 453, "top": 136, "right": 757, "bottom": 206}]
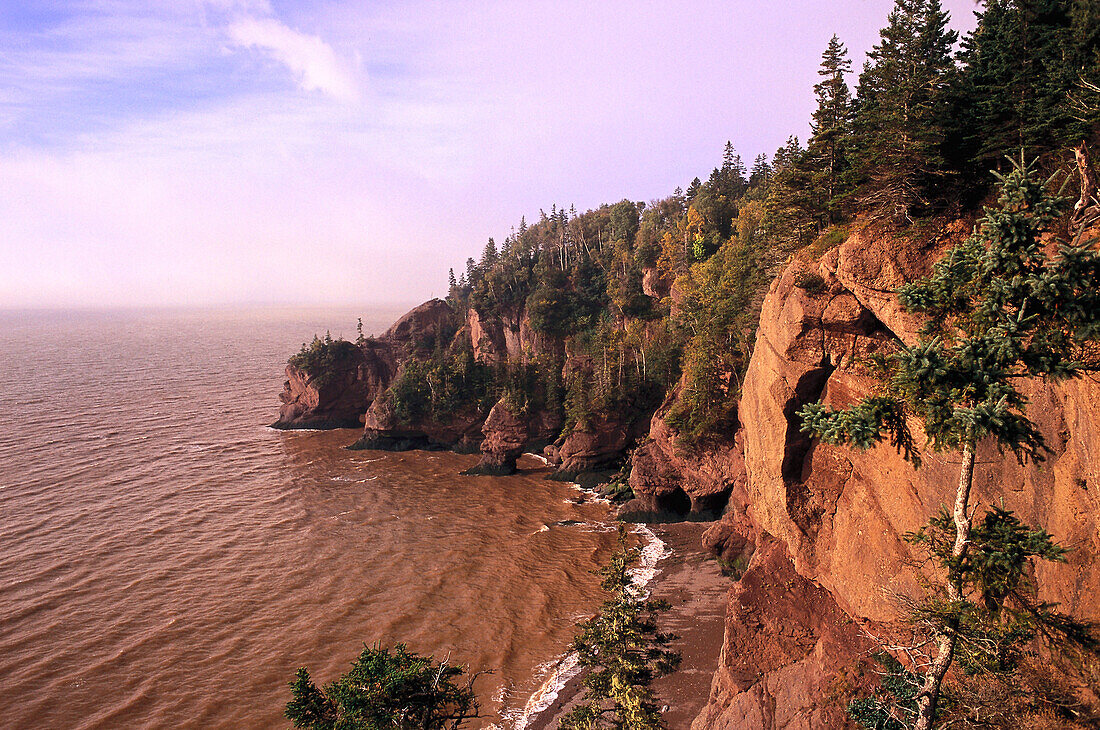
[{"left": 781, "top": 358, "right": 835, "bottom": 534}]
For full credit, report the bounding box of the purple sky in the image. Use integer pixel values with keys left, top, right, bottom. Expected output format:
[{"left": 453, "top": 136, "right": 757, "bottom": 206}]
[{"left": 0, "top": 1, "right": 980, "bottom": 308}]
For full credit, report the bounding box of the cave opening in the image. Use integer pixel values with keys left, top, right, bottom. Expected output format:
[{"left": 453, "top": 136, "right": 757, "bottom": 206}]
[{"left": 658, "top": 486, "right": 692, "bottom": 516}]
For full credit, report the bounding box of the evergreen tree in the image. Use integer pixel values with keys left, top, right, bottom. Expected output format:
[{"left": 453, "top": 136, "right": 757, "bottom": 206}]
[
  {"left": 480, "top": 238, "right": 498, "bottom": 269},
  {"left": 762, "top": 136, "right": 816, "bottom": 255},
  {"left": 799, "top": 157, "right": 1100, "bottom": 729},
  {"left": 852, "top": 0, "right": 958, "bottom": 221},
  {"left": 951, "top": 0, "right": 1100, "bottom": 187},
  {"left": 805, "top": 34, "right": 854, "bottom": 224},
  {"left": 560, "top": 526, "right": 681, "bottom": 730},
  {"left": 685, "top": 177, "right": 701, "bottom": 201},
  {"left": 719, "top": 140, "right": 748, "bottom": 199},
  {"left": 748, "top": 153, "right": 771, "bottom": 192},
  {"left": 286, "top": 644, "right": 479, "bottom": 730}
]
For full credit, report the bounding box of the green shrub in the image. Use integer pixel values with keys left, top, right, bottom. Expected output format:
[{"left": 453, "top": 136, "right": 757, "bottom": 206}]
[
  {"left": 286, "top": 643, "right": 479, "bottom": 730},
  {"left": 289, "top": 332, "right": 360, "bottom": 389}
]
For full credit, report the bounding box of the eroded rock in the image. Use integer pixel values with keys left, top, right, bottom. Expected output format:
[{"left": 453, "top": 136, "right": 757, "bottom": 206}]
[
  {"left": 464, "top": 399, "right": 528, "bottom": 475},
  {"left": 272, "top": 339, "right": 397, "bottom": 430}
]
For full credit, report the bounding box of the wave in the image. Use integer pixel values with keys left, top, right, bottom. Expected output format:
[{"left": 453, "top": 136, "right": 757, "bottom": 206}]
[{"left": 511, "top": 524, "right": 670, "bottom": 728}]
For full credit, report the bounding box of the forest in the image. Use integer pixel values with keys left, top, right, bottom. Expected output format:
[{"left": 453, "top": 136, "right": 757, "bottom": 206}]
[{"left": 381, "top": 0, "right": 1100, "bottom": 450}]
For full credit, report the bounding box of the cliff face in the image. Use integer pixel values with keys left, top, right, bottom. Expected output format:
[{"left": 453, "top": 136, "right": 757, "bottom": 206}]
[
  {"left": 273, "top": 215, "right": 1100, "bottom": 725},
  {"left": 272, "top": 340, "right": 397, "bottom": 429},
  {"left": 690, "top": 223, "right": 1100, "bottom": 728},
  {"left": 272, "top": 299, "right": 454, "bottom": 431}
]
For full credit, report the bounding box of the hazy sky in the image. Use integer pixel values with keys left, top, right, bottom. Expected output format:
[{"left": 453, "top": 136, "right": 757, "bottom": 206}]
[{"left": 0, "top": 1, "right": 980, "bottom": 308}]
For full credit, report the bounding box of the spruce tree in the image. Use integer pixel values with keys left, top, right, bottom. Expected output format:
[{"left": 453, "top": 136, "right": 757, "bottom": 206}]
[
  {"left": 805, "top": 34, "right": 854, "bottom": 225},
  {"left": 952, "top": 0, "right": 1100, "bottom": 184},
  {"left": 799, "top": 157, "right": 1100, "bottom": 729},
  {"left": 852, "top": 0, "right": 958, "bottom": 221},
  {"left": 762, "top": 136, "right": 816, "bottom": 255},
  {"left": 748, "top": 153, "right": 771, "bottom": 192},
  {"left": 560, "top": 526, "right": 681, "bottom": 730}
]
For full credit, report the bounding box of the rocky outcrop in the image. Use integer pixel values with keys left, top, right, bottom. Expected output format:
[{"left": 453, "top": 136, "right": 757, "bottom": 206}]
[
  {"left": 691, "top": 535, "right": 872, "bottom": 730},
  {"left": 467, "top": 307, "right": 561, "bottom": 365},
  {"left": 642, "top": 265, "right": 673, "bottom": 299},
  {"left": 382, "top": 298, "right": 458, "bottom": 356},
  {"left": 348, "top": 389, "right": 486, "bottom": 452},
  {"left": 272, "top": 339, "right": 397, "bottom": 429},
  {"left": 463, "top": 399, "right": 528, "bottom": 475},
  {"left": 620, "top": 387, "right": 747, "bottom": 520},
  {"left": 693, "top": 221, "right": 1100, "bottom": 728},
  {"left": 272, "top": 300, "right": 460, "bottom": 430},
  {"left": 545, "top": 412, "right": 648, "bottom": 479}
]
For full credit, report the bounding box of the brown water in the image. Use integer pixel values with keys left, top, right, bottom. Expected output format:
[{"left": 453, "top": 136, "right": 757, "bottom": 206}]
[{"left": 0, "top": 307, "right": 623, "bottom": 729}]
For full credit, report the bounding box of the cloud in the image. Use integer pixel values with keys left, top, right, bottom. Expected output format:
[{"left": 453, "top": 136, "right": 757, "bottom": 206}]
[{"left": 228, "top": 17, "right": 359, "bottom": 102}]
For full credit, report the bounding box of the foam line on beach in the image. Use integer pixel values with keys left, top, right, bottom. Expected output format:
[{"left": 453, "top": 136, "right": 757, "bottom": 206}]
[{"left": 512, "top": 523, "right": 670, "bottom": 728}]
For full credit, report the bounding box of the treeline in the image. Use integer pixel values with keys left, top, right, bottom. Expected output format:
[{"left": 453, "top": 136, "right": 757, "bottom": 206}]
[{"left": 429, "top": 0, "right": 1098, "bottom": 446}]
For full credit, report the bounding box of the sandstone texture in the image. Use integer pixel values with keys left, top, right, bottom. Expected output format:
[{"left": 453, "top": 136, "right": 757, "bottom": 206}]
[
  {"left": 691, "top": 535, "right": 871, "bottom": 730},
  {"left": 545, "top": 412, "right": 649, "bottom": 479},
  {"left": 622, "top": 386, "right": 747, "bottom": 520},
  {"left": 692, "top": 221, "right": 1100, "bottom": 728},
  {"left": 467, "top": 307, "right": 559, "bottom": 365},
  {"left": 464, "top": 398, "right": 528, "bottom": 475},
  {"left": 382, "top": 298, "right": 457, "bottom": 355},
  {"left": 642, "top": 265, "right": 673, "bottom": 299},
  {"left": 272, "top": 340, "right": 397, "bottom": 430}
]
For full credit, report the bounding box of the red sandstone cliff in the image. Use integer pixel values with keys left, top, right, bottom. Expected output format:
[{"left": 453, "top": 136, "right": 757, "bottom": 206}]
[
  {"left": 688, "top": 222, "right": 1100, "bottom": 728},
  {"left": 272, "top": 299, "right": 455, "bottom": 430}
]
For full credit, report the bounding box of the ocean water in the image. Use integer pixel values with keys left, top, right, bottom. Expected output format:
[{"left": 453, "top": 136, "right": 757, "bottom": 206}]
[{"left": 0, "top": 307, "right": 625, "bottom": 729}]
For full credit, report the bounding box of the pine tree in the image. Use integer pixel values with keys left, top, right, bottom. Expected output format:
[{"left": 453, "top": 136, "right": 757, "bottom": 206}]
[
  {"left": 560, "top": 526, "right": 681, "bottom": 730},
  {"left": 719, "top": 141, "right": 748, "bottom": 198},
  {"left": 951, "top": 0, "right": 1100, "bottom": 185},
  {"left": 748, "top": 153, "right": 771, "bottom": 192},
  {"left": 852, "top": 0, "right": 958, "bottom": 221},
  {"left": 480, "top": 238, "right": 498, "bottom": 269},
  {"left": 799, "top": 157, "right": 1100, "bottom": 729},
  {"left": 805, "top": 35, "right": 854, "bottom": 224}
]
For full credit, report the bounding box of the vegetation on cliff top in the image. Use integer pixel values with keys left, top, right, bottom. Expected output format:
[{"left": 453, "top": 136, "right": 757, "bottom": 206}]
[
  {"left": 416, "top": 0, "right": 1098, "bottom": 449},
  {"left": 289, "top": 333, "right": 361, "bottom": 389}
]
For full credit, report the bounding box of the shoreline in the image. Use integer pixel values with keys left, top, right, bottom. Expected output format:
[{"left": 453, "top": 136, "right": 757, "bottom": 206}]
[{"left": 523, "top": 521, "right": 729, "bottom": 730}]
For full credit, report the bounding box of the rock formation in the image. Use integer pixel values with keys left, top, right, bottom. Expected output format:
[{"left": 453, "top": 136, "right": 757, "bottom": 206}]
[
  {"left": 272, "top": 339, "right": 397, "bottom": 430},
  {"left": 272, "top": 299, "right": 457, "bottom": 431},
  {"left": 621, "top": 384, "right": 747, "bottom": 520},
  {"left": 544, "top": 412, "right": 649, "bottom": 480},
  {"left": 463, "top": 399, "right": 528, "bottom": 475},
  {"left": 690, "top": 221, "right": 1100, "bottom": 727},
  {"left": 349, "top": 390, "right": 486, "bottom": 453}
]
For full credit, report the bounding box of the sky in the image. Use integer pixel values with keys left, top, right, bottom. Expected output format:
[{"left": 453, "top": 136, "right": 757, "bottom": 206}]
[{"left": 0, "top": 0, "right": 981, "bottom": 309}]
